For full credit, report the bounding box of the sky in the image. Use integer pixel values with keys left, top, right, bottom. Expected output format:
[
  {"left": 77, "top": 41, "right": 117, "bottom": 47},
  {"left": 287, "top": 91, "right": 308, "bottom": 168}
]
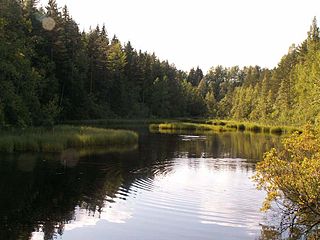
[{"left": 39, "top": 0, "right": 320, "bottom": 72}]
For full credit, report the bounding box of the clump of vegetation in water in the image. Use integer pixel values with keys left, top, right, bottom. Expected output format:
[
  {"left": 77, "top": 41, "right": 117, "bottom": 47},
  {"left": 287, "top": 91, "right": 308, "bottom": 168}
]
[
  {"left": 253, "top": 125, "right": 320, "bottom": 239},
  {"left": 150, "top": 120, "right": 300, "bottom": 135},
  {"left": 149, "top": 122, "right": 231, "bottom": 133},
  {"left": 0, "top": 126, "right": 138, "bottom": 153}
]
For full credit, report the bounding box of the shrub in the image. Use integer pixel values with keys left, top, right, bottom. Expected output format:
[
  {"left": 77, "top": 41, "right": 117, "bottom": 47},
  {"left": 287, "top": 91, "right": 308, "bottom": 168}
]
[{"left": 253, "top": 126, "right": 320, "bottom": 238}]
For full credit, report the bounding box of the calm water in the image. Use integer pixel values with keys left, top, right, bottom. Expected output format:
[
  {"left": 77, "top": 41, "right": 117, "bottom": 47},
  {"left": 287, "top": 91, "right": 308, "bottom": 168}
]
[{"left": 0, "top": 127, "right": 281, "bottom": 240}]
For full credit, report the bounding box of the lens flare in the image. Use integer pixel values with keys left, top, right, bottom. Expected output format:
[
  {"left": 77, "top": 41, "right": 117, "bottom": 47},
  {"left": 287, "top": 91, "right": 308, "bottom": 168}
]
[{"left": 42, "top": 17, "right": 56, "bottom": 31}]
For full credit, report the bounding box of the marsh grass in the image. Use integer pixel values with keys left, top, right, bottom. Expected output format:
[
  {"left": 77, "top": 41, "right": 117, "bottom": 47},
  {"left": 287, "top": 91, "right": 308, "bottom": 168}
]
[
  {"left": 150, "top": 120, "right": 301, "bottom": 135},
  {"left": 149, "top": 122, "right": 233, "bottom": 133},
  {"left": 0, "top": 125, "right": 138, "bottom": 153}
]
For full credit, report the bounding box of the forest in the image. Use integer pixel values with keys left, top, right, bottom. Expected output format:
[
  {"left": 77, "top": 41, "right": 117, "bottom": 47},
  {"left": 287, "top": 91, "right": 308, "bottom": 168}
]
[
  {"left": 2, "top": 1, "right": 320, "bottom": 239},
  {"left": 1, "top": 0, "right": 320, "bottom": 127}
]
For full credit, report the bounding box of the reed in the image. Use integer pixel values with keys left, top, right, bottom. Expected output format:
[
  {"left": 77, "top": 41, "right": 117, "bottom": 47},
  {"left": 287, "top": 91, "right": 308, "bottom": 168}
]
[
  {"left": 150, "top": 122, "right": 231, "bottom": 133},
  {"left": 150, "top": 119, "right": 301, "bottom": 135},
  {"left": 0, "top": 125, "right": 138, "bottom": 153}
]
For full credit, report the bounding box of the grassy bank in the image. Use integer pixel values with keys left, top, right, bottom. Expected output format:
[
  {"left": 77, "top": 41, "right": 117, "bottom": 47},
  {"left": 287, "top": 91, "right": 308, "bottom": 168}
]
[
  {"left": 63, "top": 118, "right": 300, "bottom": 135},
  {"left": 0, "top": 125, "right": 138, "bottom": 153},
  {"left": 149, "top": 122, "right": 227, "bottom": 133},
  {"left": 150, "top": 120, "right": 301, "bottom": 135}
]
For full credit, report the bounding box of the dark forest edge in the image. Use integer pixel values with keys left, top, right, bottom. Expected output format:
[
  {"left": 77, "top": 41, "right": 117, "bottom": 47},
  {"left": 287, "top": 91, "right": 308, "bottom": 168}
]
[
  {"left": 0, "top": 125, "right": 138, "bottom": 153},
  {"left": 2, "top": 1, "right": 320, "bottom": 128}
]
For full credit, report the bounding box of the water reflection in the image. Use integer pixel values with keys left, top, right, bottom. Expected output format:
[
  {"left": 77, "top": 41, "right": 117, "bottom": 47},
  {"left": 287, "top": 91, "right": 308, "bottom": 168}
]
[
  {"left": 173, "top": 132, "right": 280, "bottom": 160},
  {"left": 0, "top": 131, "right": 281, "bottom": 240},
  {"left": 148, "top": 158, "right": 262, "bottom": 230}
]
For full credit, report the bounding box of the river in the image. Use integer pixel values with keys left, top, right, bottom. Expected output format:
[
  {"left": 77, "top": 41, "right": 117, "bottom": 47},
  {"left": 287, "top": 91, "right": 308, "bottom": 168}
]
[{"left": 0, "top": 126, "right": 281, "bottom": 240}]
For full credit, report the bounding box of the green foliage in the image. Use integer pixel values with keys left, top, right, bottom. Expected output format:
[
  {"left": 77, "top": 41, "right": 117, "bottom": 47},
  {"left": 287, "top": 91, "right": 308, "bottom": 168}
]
[
  {"left": 181, "top": 80, "right": 206, "bottom": 117},
  {"left": 205, "top": 91, "right": 217, "bottom": 117},
  {"left": 1, "top": 0, "right": 209, "bottom": 126},
  {"left": 219, "top": 18, "right": 320, "bottom": 127},
  {"left": 38, "top": 97, "right": 61, "bottom": 126},
  {"left": 2, "top": 1, "right": 320, "bottom": 130},
  {"left": 253, "top": 126, "right": 320, "bottom": 238},
  {"left": 187, "top": 67, "right": 203, "bottom": 86}
]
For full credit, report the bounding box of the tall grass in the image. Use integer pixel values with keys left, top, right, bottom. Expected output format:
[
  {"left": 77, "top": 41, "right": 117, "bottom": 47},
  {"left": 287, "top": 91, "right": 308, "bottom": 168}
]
[
  {"left": 149, "top": 122, "right": 233, "bottom": 132},
  {"left": 0, "top": 125, "right": 138, "bottom": 153},
  {"left": 150, "top": 120, "right": 301, "bottom": 135}
]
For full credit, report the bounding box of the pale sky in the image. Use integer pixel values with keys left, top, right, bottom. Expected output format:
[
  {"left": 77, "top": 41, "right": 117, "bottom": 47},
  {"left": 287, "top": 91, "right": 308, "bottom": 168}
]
[{"left": 39, "top": 0, "right": 320, "bottom": 72}]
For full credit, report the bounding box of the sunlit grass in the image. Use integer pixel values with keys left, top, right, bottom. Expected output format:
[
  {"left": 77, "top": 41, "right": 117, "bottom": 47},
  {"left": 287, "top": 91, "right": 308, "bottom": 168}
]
[
  {"left": 149, "top": 122, "right": 232, "bottom": 133},
  {"left": 150, "top": 120, "right": 301, "bottom": 135},
  {"left": 0, "top": 125, "right": 138, "bottom": 153}
]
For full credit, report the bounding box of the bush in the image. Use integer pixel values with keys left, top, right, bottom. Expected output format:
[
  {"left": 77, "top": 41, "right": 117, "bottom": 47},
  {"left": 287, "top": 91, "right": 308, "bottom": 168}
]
[{"left": 253, "top": 126, "right": 320, "bottom": 238}]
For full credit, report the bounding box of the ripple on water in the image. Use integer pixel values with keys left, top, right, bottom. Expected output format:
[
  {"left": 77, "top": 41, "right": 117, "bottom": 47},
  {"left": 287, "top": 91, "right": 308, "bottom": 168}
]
[
  {"left": 59, "top": 157, "right": 266, "bottom": 240},
  {"left": 126, "top": 158, "right": 264, "bottom": 234}
]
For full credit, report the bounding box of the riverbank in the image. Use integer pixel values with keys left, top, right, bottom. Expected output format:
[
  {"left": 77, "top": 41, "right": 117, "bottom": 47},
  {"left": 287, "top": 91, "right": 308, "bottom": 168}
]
[
  {"left": 63, "top": 118, "right": 301, "bottom": 135},
  {"left": 0, "top": 125, "right": 138, "bottom": 153},
  {"left": 149, "top": 120, "right": 301, "bottom": 135}
]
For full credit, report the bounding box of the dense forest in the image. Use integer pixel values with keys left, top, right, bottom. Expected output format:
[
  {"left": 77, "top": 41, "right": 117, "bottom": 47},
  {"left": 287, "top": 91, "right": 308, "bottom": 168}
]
[{"left": 1, "top": 0, "right": 320, "bottom": 127}]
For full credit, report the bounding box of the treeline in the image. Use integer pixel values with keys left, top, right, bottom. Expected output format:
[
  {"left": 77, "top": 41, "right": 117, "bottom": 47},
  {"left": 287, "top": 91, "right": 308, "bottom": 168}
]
[
  {"left": 1, "top": 0, "right": 320, "bottom": 127},
  {"left": 202, "top": 18, "right": 320, "bottom": 126},
  {"left": 1, "top": 0, "right": 207, "bottom": 127}
]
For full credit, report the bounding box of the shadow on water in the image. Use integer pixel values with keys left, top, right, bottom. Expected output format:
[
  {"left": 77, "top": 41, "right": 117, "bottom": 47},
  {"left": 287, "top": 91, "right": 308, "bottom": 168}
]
[{"left": 0, "top": 128, "right": 282, "bottom": 240}]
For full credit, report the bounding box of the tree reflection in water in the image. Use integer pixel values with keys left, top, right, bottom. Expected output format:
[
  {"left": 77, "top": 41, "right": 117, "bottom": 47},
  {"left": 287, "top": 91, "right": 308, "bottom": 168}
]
[{"left": 0, "top": 131, "right": 283, "bottom": 240}]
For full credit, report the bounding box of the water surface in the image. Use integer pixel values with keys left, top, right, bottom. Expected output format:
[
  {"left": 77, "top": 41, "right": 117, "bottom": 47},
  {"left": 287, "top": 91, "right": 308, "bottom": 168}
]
[{"left": 0, "top": 129, "right": 281, "bottom": 240}]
